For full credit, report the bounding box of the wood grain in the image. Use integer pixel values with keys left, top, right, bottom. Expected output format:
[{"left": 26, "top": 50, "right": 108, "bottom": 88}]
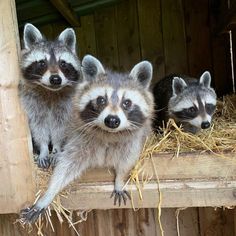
[
  {"left": 161, "top": 0, "right": 188, "bottom": 75},
  {"left": 184, "top": 0, "right": 212, "bottom": 77},
  {"left": 0, "top": 0, "right": 35, "bottom": 213},
  {"left": 116, "top": 0, "right": 141, "bottom": 71},
  {"left": 137, "top": 0, "right": 165, "bottom": 83},
  {"left": 94, "top": 6, "right": 119, "bottom": 70}
]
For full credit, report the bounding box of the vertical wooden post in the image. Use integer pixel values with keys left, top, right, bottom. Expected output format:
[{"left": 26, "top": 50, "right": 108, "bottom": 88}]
[{"left": 0, "top": 0, "right": 35, "bottom": 213}]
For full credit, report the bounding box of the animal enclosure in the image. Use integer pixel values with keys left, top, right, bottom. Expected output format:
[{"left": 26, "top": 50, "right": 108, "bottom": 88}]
[{"left": 0, "top": 0, "right": 236, "bottom": 235}]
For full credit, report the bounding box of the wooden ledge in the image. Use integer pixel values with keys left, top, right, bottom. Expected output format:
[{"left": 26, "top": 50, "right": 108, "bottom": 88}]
[
  {"left": 37, "top": 152, "right": 236, "bottom": 209},
  {"left": 63, "top": 179, "right": 236, "bottom": 210}
]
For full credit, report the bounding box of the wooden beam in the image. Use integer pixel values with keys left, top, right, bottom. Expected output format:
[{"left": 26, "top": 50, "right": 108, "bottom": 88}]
[
  {"left": 36, "top": 152, "right": 236, "bottom": 210},
  {"left": 50, "top": 0, "right": 80, "bottom": 27},
  {"left": 0, "top": 0, "right": 35, "bottom": 213},
  {"left": 63, "top": 179, "right": 236, "bottom": 209}
]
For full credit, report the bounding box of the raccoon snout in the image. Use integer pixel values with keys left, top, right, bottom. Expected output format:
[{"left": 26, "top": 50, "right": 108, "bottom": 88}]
[
  {"left": 104, "top": 115, "right": 120, "bottom": 129},
  {"left": 201, "top": 121, "right": 210, "bottom": 129},
  {"left": 49, "top": 75, "right": 62, "bottom": 85}
]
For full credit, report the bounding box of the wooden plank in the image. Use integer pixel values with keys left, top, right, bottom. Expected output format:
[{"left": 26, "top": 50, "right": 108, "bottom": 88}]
[
  {"left": 94, "top": 6, "right": 119, "bottom": 70},
  {"left": 158, "top": 208, "right": 178, "bottom": 235},
  {"left": 198, "top": 207, "right": 235, "bottom": 236},
  {"left": 37, "top": 152, "right": 236, "bottom": 190},
  {"left": 137, "top": 0, "right": 165, "bottom": 83},
  {"left": 214, "top": 0, "right": 236, "bottom": 34},
  {"left": 76, "top": 15, "right": 97, "bottom": 58},
  {"left": 0, "top": 0, "right": 35, "bottom": 213},
  {"left": 50, "top": 0, "right": 80, "bottom": 27},
  {"left": 184, "top": 0, "right": 212, "bottom": 77},
  {"left": 178, "top": 208, "right": 199, "bottom": 236},
  {"left": 210, "top": 3, "right": 234, "bottom": 96},
  {"left": 115, "top": 0, "right": 141, "bottom": 71},
  {"left": 161, "top": 0, "right": 188, "bottom": 74},
  {"left": 62, "top": 179, "right": 236, "bottom": 210}
]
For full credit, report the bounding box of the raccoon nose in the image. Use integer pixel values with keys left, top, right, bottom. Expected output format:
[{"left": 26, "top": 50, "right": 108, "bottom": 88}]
[
  {"left": 49, "top": 75, "right": 62, "bottom": 85},
  {"left": 201, "top": 121, "right": 210, "bottom": 129},
  {"left": 104, "top": 115, "right": 120, "bottom": 129}
]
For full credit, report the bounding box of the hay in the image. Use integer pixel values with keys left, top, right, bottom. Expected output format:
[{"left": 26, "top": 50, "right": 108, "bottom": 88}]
[
  {"left": 19, "top": 95, "right": 236, "bottom": 235},
  {"left": 127, "top": 94, "right": 236, "bottom": 236}
]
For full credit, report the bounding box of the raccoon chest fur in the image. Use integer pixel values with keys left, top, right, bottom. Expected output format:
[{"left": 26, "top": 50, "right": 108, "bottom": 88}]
[{"left": 20, "top": 84, "right": 74, "bottom": 148}]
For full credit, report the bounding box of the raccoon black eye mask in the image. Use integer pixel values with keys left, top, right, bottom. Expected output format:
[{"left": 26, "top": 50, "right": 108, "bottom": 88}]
[
  {"left": 153, "top": 71, "right": 217, "bottom": 134},
  {"left": 20, "top": 55, "right": 154, "bottom": 223}
]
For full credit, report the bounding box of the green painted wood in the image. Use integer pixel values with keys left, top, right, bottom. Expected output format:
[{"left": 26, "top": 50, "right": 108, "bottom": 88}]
[{"left": 16, "top": 0, "right": 122, "bottom": 28}]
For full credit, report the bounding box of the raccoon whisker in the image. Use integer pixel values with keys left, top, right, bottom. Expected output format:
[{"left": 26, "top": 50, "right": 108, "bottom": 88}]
[
  {"left": 153, "top": 107, "right": 167, "bottom": 112},
  {"left": 129, "top": 121, "right": 142, "bottom": 128},
  {"left": 26, "top": 73, "right": 42, "bottom": 79}
]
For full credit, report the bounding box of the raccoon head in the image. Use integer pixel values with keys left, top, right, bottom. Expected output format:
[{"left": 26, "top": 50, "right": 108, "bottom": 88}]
[
  {"left": 21, "top": 23, "right": 81, "bottom": 91},
  {"left": 169, "top": 71, "right": 217, "bottom": 131},
  {"left": 76, "top": 55, "right": 153, "bottom": 134}
]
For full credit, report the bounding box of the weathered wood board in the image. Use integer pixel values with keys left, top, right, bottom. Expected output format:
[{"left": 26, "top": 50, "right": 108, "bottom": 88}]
[
  {"left": 35, "top": 153, "right": 236, "bottom": 210},
  {"left": 0, "top": 0, "right": 35, "bottom": 214}
]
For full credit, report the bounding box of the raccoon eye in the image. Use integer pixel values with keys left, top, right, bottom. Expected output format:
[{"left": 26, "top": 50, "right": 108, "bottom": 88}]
[
  {"left": 97, "top": 96, "right": 106, "bottom": 106},
  {"left": 205, "top": 104, "right": 216, "bottom": 114},
  {"left": 38, "top": 60, "right": 46, "bottom": 68},
  {"left": 122, "top": 99, "right": 132, "bottom": 110},
  {"left": 187, "top": 106, "right": 196, "bottom": 113},
  {"left": 60, "top": 60, "right": 67, "bottom": 68}
]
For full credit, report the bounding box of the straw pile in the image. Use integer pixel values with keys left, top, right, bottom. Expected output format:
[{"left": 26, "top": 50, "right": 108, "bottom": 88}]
[{"left": 19, "top": 95, "right": 236, "bottom": 235}]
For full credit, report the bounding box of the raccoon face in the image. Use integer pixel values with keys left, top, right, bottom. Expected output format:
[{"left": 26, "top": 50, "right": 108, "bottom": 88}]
[
  {"left": 169, "top": 71, "right": 217, "bottom": 130},
  {"left": 77, "top": 55, "right": 153, "bottom": 133},
  {"left": 21, "top": 23, "right": 80, "bottom": 91}
]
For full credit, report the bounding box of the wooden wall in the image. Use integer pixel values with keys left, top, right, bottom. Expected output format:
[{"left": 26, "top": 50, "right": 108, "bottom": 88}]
[
  {"left": 6, "top": 0, "right": 234, "bottom": 235},
  {"left": 36, "top": 0, "right": 234, "bottom": 96},
  {"left": 1, "top": 207, "right": 236, "bottom": 236}
]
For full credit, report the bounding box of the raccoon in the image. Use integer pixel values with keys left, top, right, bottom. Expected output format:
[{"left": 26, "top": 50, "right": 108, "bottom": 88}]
[
  {"left": 20, "top": 55, "right": 154, "bottom": 223},
  {"left": 153, "top": 71, "right": 217, "bottom": 134},
  {"left": 19, "top": 23, "right": 81, "bottom": 168}
]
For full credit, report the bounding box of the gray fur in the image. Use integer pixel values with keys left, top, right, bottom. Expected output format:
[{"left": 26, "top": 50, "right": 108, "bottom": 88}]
[
  {"left": 153, "top": 71, "right": 217, "bottom": 133},
  {"left": 20, "top": 56, "right": 154, "bottom": 222},
  {"left": 19, "top": 24, "right": 81, "bottom": 168}
]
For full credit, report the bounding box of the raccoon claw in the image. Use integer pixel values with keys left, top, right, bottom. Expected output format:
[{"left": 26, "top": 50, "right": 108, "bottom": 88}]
[
  {"left": 37, "top": 157, "right": 51, "bottom": 169},
  {"left": 50, "top": 156, "right": 58, "bottom": 168},
  {"left": 110, "top": 190, "right": 131, "bottom": 206},
  {"left": 20, "top": 205, "right": 45, "bottom": 224}
]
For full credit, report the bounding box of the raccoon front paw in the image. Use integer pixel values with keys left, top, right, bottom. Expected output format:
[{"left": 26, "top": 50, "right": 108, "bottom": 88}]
[
  {"left": 20, "top": 205, "right": 45, "bottom": 224},
  {"left": 37, "top": 156, "right": 51, "bottom": 169},
  {"left": 110, "top": 190, "right": 131, "bottom": 206}
]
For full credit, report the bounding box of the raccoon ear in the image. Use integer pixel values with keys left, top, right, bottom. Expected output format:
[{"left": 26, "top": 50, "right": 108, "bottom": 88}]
[
  {"left": 199, "top": 71, "right": 211, "bottom": 88},
  {"left": 129, "top": 61, "right": 153, "bottom": 88},
  {"left": 23, "top": 23, "right": 44, "bottom": 49},
  {"left": 82, "top": 55, "right": 105, "bottom": 81},
  {"left": 172, "top": 77, "right": 187, "bottom": 95},
  {"left": 58, "top": 28, "right": 76, "bottom": 53}
]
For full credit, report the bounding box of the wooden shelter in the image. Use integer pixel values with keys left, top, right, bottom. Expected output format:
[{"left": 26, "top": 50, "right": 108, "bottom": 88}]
[{"left": 0, "top": 0, "right": 236, "bottom": 235}]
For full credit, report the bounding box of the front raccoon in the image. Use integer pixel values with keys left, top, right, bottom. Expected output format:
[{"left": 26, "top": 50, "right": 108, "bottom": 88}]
[
  {"left": 19, "top": 24, "right": 81, "bottom": 168},
  {"left": 20, "top": 55, "right": 154, "bottom": 223},
  {"left": 153, "top": 72, "right": 217, "bottom": 134}
]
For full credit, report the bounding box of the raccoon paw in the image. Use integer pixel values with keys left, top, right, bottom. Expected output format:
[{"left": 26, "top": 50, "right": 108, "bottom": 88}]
[
  {"left": 20, "top": 205, "right": 45, "bottom": 224},
  {"left": 37, "top": 156, "right": 51, "bottom": 169},
  {"left": 110, "top": 190, "right": 131, "bottom": 206}
]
